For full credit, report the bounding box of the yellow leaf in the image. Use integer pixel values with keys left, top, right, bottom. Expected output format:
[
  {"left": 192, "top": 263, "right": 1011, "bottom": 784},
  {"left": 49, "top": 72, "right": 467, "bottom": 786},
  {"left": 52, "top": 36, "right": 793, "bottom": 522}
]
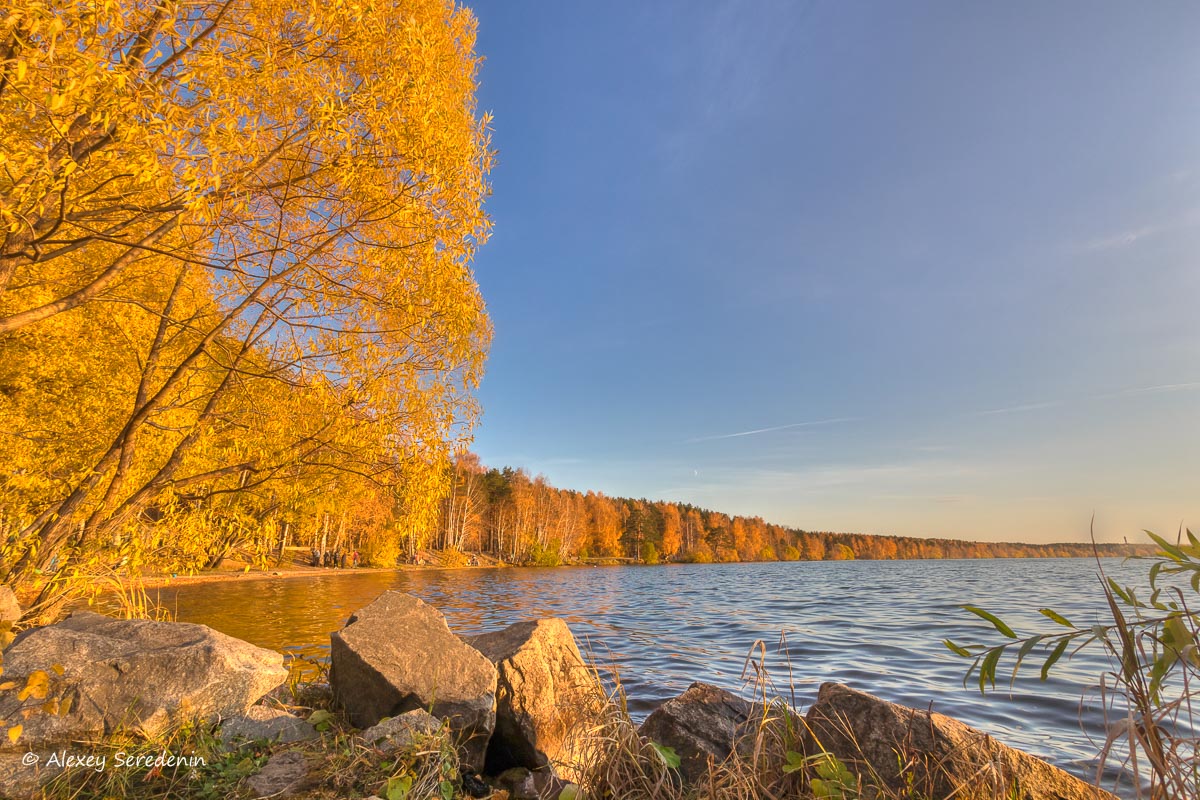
[
  {"left": 6, "top": 725, "right": 20, "bottom": 744},
  {"left": 18, "top": 670, "right": 50, "bottom": 702}
]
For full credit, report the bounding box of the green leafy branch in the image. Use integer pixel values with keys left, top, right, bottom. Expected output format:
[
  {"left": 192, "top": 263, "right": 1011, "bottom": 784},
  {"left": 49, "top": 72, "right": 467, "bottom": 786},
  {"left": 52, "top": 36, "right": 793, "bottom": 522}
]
[{"left": 945, "top": 530, "right": 1200, "bottom": 699}]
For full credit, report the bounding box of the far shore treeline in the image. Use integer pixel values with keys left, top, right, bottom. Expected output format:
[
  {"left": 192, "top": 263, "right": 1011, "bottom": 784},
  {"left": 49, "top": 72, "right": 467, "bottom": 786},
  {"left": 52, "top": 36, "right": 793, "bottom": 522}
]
[{"left": 432, "top": 455, "right": 1153, "bottom": 567}]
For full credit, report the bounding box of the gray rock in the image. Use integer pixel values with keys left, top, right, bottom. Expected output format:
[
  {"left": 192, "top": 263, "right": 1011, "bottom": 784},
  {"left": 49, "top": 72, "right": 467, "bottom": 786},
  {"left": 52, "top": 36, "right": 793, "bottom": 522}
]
[
  {"left": 491, "top": 767, "right": 572, "bottom": 800},
  {"left": 329, "top": 592, "right": 497, "bottom": 770},
  {"left": 0, "top": 611, "right": 287, "bottom": 751},
  {"left": 494, "top": 767, "right": 538, "bottom": 799},
  {"left": 467, "top": 618, "right": 606, "bottom": 781},
  {"left": 804, "top": 683, "right": 1118, "bottom": 800},
  {"left": 0, "top": 586, "right": 20, "bottom": 625},
  {"left": 638, "top": 682, "right": 752, "bottom": 786},
  {"left": 220, "top": 705, "right": 317, "bottom": 745},
  {"left": 247, "top": 750, "right": 316, "bottom": 798},
  {"left": 0, "top": 749, "right": 61, "bottom": 800},
  {"left": 360, "top": 709, "right": 441, "bottom": 751}
]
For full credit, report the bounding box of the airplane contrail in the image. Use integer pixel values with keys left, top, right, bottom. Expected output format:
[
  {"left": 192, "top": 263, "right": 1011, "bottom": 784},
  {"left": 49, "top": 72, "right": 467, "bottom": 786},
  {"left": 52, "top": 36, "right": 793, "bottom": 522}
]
[
  {"left": 975, "top": 401, "right": 1059, "bottom": 417},
  {"left": 1112, "top": 381, "right": 1200, "bottom": 396},
  {"left": 685, "top": 417, "right": 858, "bottom": 444}
]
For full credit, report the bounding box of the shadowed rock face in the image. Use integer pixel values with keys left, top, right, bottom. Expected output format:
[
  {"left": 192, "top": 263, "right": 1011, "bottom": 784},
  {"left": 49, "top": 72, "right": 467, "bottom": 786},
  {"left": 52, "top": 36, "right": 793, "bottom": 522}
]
[
  {"left": 638, "top": 682, "right": 753, "bottom": 786},
  {"left": 329, "top": 591, "right": 497, "bottom": 770},
  {"left": 803, "top": 683, "right": 1119, "bottom": 800},
  {"left": 0, "top": 611, "right": 287, "bottom": 750},
  {"left": 467, "top": 618, "right": 607, "bottom": 781}
]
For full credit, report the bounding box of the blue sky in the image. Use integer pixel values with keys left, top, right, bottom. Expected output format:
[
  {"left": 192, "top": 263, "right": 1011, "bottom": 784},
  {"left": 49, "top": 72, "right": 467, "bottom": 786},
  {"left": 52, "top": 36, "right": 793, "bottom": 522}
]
[{"left": 466, "top": 1, "right": 1199, "bottom": 544}]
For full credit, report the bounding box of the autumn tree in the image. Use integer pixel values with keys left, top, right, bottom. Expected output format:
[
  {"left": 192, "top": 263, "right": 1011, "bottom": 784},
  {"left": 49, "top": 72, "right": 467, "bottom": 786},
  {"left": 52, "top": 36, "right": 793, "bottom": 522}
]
[
  {"left": 0, "top": 0, "right": 493, "bottom": 603},
  {"left": 801, "top": 533, "right": 826, "bottom": 561},
  {"left": 586, "top": 491, "right": 622, "bottom": 557},
  {"left": 683, "top": 508, "right": 705, "bottom": 555},
  {"left": 441, "top": 452, "right": 486, "bottom": 551},
  {"left": 659, "top": 502, "right": 682, "bottom": 560}
]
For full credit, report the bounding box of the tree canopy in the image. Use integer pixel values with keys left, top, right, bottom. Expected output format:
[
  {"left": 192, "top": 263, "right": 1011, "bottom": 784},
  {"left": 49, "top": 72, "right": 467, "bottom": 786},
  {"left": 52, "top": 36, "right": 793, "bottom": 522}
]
[{"left": 0, "top": 0, "right": 493, "bottom": 609}]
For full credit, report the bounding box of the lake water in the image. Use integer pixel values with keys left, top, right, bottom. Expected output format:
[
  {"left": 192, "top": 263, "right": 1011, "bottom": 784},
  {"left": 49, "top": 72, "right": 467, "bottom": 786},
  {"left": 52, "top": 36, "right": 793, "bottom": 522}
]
[{"left": 145, "top": 557, "right": 1153, "bottom": 793}]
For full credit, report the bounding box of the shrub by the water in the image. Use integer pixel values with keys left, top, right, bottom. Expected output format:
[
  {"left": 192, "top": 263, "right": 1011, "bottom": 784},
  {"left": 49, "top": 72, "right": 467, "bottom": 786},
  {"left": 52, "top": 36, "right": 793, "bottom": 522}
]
[{"left": 946, "top": 529, "right": 1200, "bottom": 799}]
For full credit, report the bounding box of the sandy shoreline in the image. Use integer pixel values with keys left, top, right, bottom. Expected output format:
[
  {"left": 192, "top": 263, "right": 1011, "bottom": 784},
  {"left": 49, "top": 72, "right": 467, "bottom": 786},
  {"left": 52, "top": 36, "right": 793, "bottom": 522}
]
[{"left": 129, "top": 561, "right": 506, "bottom": 590}]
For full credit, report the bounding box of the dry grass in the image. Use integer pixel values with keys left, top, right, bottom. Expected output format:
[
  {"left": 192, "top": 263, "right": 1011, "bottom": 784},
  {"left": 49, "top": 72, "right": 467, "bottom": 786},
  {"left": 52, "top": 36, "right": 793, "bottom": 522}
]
[{"left": 551, "top": 644, "right": 1043, "bottom": 800}]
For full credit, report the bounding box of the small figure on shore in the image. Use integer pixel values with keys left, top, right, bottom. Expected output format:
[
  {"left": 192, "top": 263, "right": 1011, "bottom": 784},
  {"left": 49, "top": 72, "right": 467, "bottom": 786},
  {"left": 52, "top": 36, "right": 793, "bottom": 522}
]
[
  {"left": 311, "top": 547, "right": 320, "bottom": 567},
  {"left": 339, "top": 551, "right": 347, "bottom": 569}
]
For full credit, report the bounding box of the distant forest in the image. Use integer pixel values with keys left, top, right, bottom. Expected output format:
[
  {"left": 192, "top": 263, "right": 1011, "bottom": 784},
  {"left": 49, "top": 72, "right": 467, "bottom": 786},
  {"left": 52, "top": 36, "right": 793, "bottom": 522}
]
[{"left": 436, "top": 455, "right": 1153, "bottom": 566}]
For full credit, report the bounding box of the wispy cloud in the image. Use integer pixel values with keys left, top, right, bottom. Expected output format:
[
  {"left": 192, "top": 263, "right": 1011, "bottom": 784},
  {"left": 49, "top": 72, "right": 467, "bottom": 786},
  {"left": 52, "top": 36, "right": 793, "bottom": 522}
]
[
  {"left": 975, "top": 401, "right": 1059, "bottom": 417},
  {"left": 684, "top": 417, "right": 857, "bottom": 444},
  {"left": 657, "top": 0, "right": 812, "bottom": 168},
  {"left": 1081, "top": 225, "right": 1163, "bottom": 251},
  {"left": 1105, "top": 381, "right": 1200, "bottom": 397},
  {"left": 656, "top": 458, "right": 978, "bottom": 500},
  {"left": 1074, "top": 208, "right": 1200, "bottom": 252},
  {"left": 974, "top": 381, "right": 1200, "bottom": 420}
]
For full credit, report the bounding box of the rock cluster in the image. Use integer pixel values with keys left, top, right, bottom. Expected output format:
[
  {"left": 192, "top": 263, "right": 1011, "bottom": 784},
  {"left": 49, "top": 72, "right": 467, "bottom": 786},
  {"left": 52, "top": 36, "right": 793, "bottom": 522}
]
[
  {"left": 637, "top": 680, "right": 1117, "bottom": 800},
  {"left": 329, "top": 591, "right": 608, "bottom": 781},
  {"left": 804, "top": 682, "right": 1115, "bottom": 800},
  {"left": 0, "top": 591, "right": 1122, "bottom": 800}
]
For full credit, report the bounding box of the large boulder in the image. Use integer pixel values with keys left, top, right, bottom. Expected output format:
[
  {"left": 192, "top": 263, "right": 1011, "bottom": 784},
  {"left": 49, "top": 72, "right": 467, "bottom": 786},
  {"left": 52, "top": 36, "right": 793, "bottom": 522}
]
[
  {"left": 329, "top": 592, "right": 497, "bottom": 770},
  {"left": 0, "top": 611, "right": 287, "bottom": 751},
  {"left": 0, "top": 586, "right": 20, "bottom": 625},
  {"left": 466, "top": 618, "right": 607, "bottom": 781},
  {"left": 638, "top": 682, "right": 753, "bottom": 786},
  {"left": 804, "top": 683, "right": 1118, "bottom": 800}
]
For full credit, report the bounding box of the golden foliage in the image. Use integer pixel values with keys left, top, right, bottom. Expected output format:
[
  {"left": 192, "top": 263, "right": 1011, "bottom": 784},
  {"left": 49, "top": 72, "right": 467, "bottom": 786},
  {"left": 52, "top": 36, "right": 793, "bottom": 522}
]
[{"left": 0, "top": 1, "right": 492, "bottom": 606}]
